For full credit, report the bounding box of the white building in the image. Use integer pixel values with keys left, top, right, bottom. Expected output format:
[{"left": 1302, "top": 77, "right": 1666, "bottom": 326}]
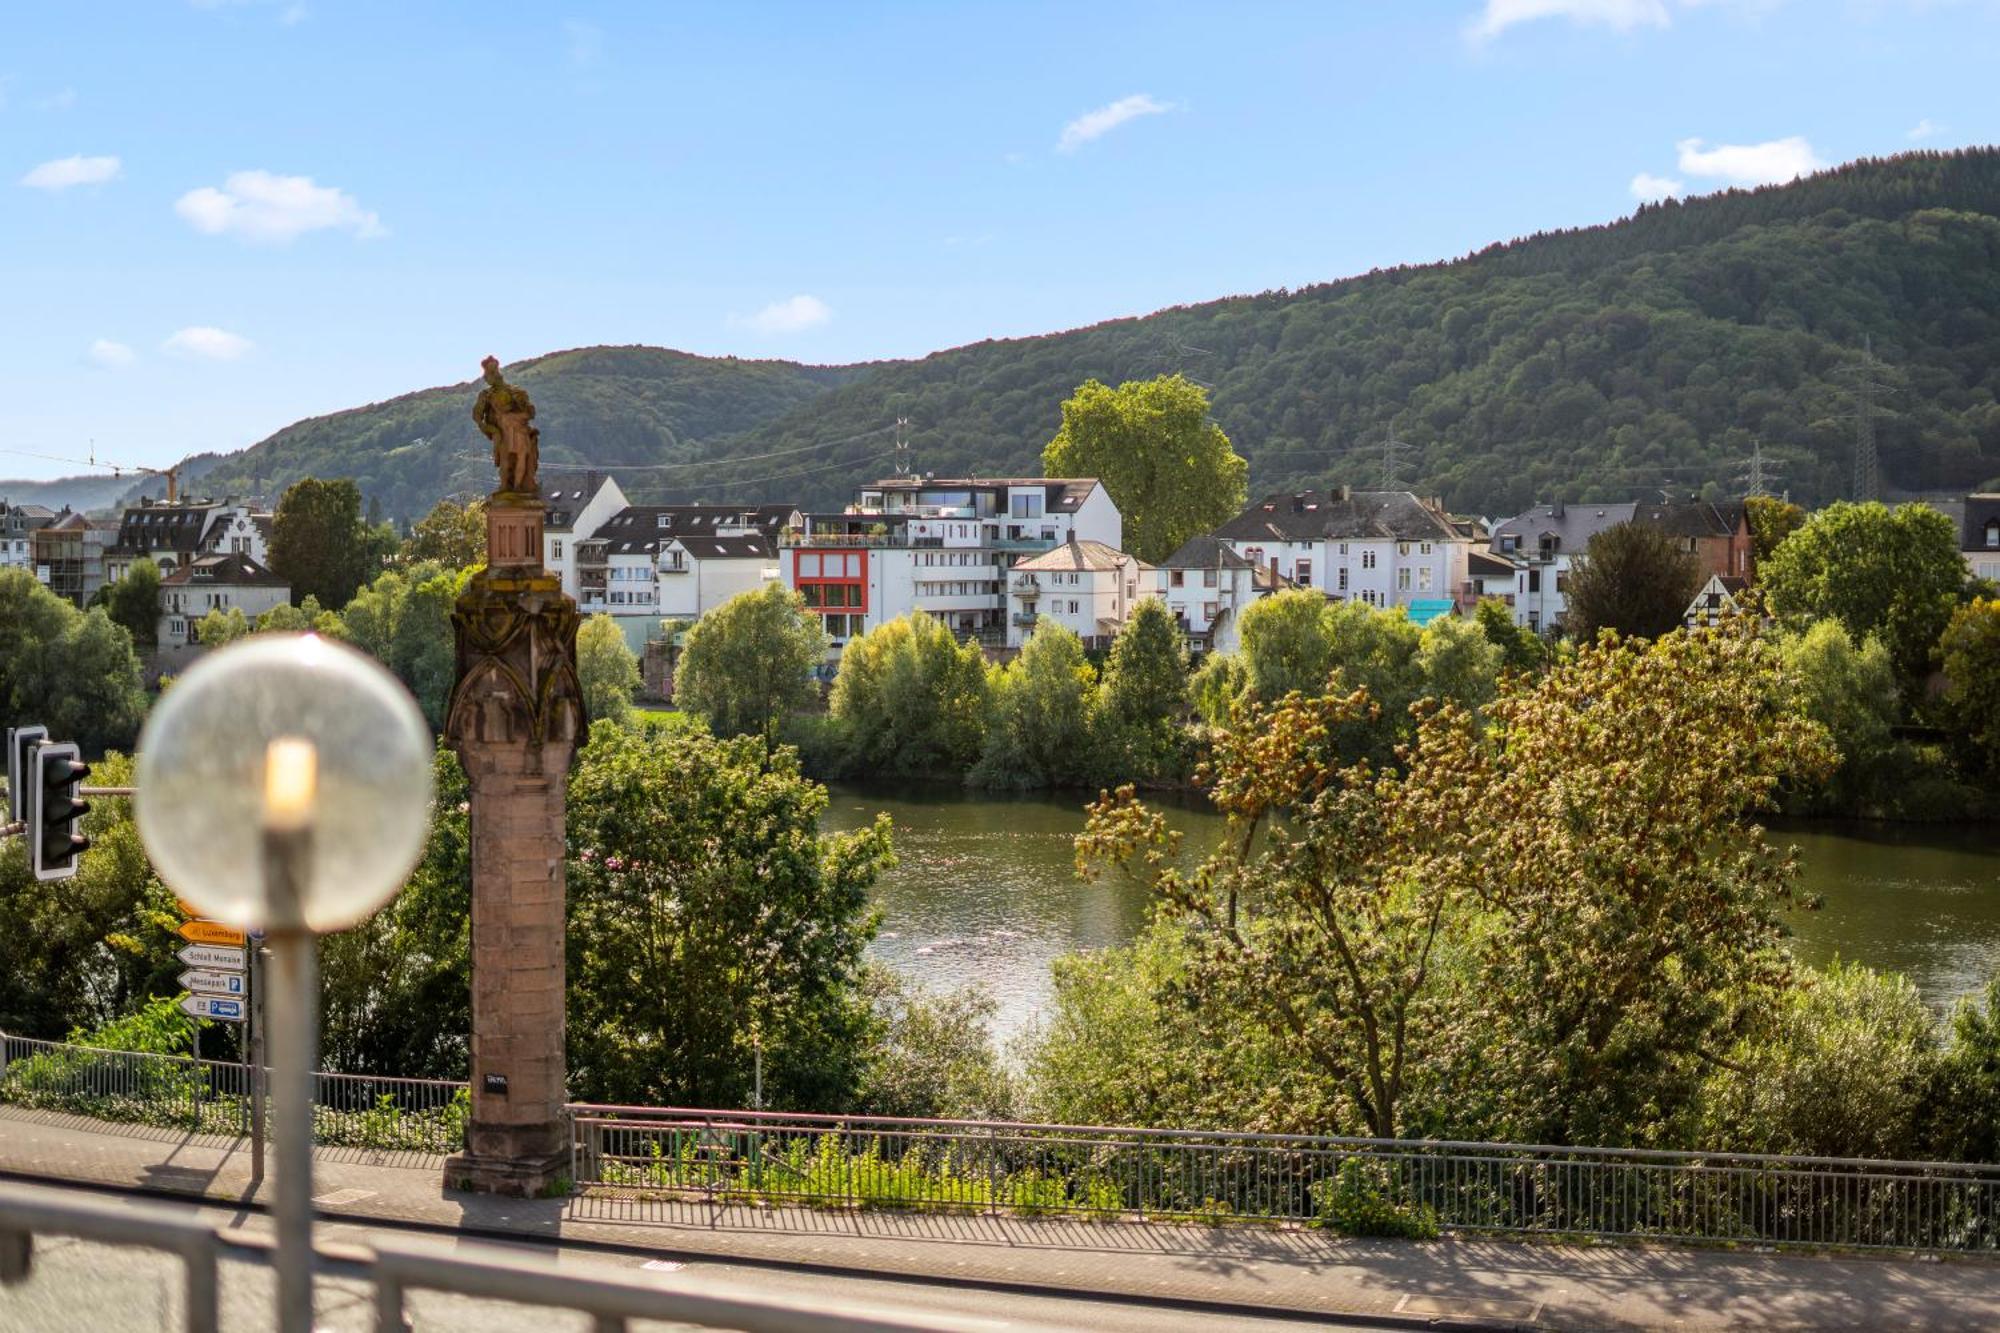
[
  {"left": 1487, "top": 501, "right": 1637, "bottom": 632},
  {"left": 103, "top": 497, "right": 272, "bottom": 584},
  {"left": 1156, "top": 534, "right": 1267, "bottom": 656},
  {"left": 541, "top": 473, "right": 629, "bottom": 602},
  {"left": 1005, "top": 536, "right": 1152, "bottom": 649},
  {"left": 783, "top": 478, "right": 1121, "bottom": 656},
  {"left": 1960, "top": 494, "right": 2000, "bottom": 585},
  {"left": 2, "top": 501, "right": 57, "bottom": 576},
  {"left": 157, "top": 553, "right": 291, "bottom": 648},
  {"left": 1211, "top": 489, "right": 1474, "bottom": 620},
  {"left": 570, "top": 502, "right": 797, "bottom": 649}
]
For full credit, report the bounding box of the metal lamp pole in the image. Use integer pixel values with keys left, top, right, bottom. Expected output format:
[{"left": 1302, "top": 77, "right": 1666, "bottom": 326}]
[{"left": 262, "top": 738, "right": 319, "bottom": 1333}]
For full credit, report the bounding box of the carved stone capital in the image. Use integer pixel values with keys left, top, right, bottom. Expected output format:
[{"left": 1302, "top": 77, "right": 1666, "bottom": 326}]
[{"left": 444, "top": 571, "right": 586, "bottom": 766}]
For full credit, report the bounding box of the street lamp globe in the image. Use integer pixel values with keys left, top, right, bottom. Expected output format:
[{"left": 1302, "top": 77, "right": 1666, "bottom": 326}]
[{"left": 135, "top": 632, "right": 434, "bottom": 933}]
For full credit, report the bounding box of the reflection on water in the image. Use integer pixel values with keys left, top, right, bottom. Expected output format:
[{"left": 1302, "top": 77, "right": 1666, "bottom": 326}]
[{"left": 823, "top": 784, "right": 2000, "bottom": 1046}]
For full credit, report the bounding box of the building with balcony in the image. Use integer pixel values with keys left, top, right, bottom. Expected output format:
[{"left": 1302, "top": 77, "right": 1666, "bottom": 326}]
[
  {"left": 1005, "top": 535, "right": 1152, "bottom": 650},
  {"left": 1156, "top": 534, "right": 1263, "bottom": 656},
  {"left": 541, "top": 473, "right": 629, "bottom": 601},
  {"left": 783, "top": 477, "right": 1120, "bottom": 655},
  {"left": 571, "top": 501, "right": 796, "bottom": 648},
  {"left": 1212, "top": 488, "right": 1474, "bottom": 617}
]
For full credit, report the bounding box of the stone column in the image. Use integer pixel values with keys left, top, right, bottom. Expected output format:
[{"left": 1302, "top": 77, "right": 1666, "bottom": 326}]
[{"left": 442, "top": 491, "right": 585, "bottom": 1197}]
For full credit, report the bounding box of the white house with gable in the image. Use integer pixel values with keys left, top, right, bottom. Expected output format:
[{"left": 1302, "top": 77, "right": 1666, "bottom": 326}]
[
  {"left": 1211, "top": 489, "right": 1473, "bottom": 619},
  {"left": 1005, "top": 535, "right": 1152, "bottom": 649}
]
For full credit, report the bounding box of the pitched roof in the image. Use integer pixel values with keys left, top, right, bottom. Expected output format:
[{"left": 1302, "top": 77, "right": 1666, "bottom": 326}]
[
  {"left": 1962, "top": 494, "right": 2000, "bottom": 550},
  {"left": 1490, "top": 502, "right": 1637, "bottom": 555},
  {"left": 1468, "top": 549, "right": 1519, "bottom": 578},
  {"left": 158, "top": 552, "right": 287, "bottom": 587},
  {"left": 108, "top": 501, "right": 227, "bottom": 555},
  {"left": 1631, "top": 499, "right": 1748, "bottom": 538},
  {"left": 591, "top": 504, "right": 795, "bottom": 550},
  {"left": 1159, "top": 534, "right": 1256, "bottom": 570},
  {"left": 1213, "top": 490, "right": 1462, "bottom": 543},
  {"left": 540, "top": 473, "right": 620, "bottom": 532},
  {"left": 1013, "top": 538, "right": 1139, "bottom": 573}
]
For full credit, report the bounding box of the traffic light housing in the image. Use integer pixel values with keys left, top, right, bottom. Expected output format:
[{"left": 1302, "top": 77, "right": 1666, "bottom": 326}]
[
  {"left": 6, "top": 725, "right": 46, "bottom": 824},
  {"left": 30, "top": 742, "right": 90, "bottom": 882}
]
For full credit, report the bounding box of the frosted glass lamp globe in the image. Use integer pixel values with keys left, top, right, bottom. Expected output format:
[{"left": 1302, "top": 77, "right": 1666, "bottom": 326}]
[{"left": 135, "top": 633, "right": 435, "bottom": 933}]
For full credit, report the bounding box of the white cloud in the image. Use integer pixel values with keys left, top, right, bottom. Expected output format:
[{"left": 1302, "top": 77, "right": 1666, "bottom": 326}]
[
  {"left": 163, "top": 326, "right": 253, "bottom": 361},
  {"left": 732, "top": 295, "right": 832, "bottom": 336},
  {"left": 88, "top": 339, "right": 135, "bottom": 369},
  {"left": 20, "top": 154, "right": 122, "bottom": 190},
  {"left": 1907, "top": 117, "right": 1943, "bottom": 142},
  {"left": 175, "top": 169, "right": 384, "bottom": 243},
  {"left": 1469, "top": 0, "right": 1670, "bottom": 40},
  {"left": 1057, "top": 94, "right": 1174, "bottom": 153},
  {"left": 1675, "top": 135, "right": 1824, "bottom": 185},
  {"left": 1629, "top": 172, "right": 1683, "bottom": 201}
]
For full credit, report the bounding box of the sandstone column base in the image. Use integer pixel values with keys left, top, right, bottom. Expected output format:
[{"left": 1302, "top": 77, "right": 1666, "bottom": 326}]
[{"left": 444, "top": 1146, "right": 571, "bottom": 1199}]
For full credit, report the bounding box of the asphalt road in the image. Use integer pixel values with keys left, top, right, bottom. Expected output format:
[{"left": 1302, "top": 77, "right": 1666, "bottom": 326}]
[{"left": 0, "top": 1180, "right": 1372, "bottom": 1332}]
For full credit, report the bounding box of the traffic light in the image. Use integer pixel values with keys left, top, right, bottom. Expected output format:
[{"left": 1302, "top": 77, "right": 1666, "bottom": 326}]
[
  {"left": 30, "top": 742, "right": 90, "bottom": 883},
  {"left": 6, "top": 725, "right": 46, "bottom": 823}
]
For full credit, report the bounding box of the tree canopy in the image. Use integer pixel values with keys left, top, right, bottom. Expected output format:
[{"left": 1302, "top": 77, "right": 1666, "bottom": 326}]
[
  {"left": 1562, "top": 520, "right": 1704, "bottom": 641},
  {"left": 268, "top": 477, "right": 393, "bottom": 610},
  {"left": 675, "top": 583, "right": 828, "bottom": 748},
  {"left": 1041, "top": 375, "right": 1248, "bottom": 564}
]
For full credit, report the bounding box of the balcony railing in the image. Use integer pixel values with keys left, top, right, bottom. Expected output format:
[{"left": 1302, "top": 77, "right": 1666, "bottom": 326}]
[{"left": 1011, "top": 612, "right": 1039, "bottom": 627}]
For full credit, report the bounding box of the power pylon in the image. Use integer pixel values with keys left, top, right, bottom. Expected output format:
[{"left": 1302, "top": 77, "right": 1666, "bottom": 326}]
[{"left": 1837, "top": 336, "right": 1895, "bottom": 502}]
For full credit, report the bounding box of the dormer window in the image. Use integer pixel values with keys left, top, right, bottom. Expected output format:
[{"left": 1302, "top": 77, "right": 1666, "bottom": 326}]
[{"left": 1986, "top": 519, "right": 1999, "bottom": 549}]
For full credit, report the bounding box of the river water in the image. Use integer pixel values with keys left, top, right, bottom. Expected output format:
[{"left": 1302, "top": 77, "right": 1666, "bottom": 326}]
[{"left": 821, "top": 784, "right": 2000, "bottom": 1049}]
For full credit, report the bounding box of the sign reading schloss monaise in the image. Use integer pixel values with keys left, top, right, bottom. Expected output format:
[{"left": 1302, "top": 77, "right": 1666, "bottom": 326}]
[{"left": 175, "top": 944, "right": 246, "bottom": 971}]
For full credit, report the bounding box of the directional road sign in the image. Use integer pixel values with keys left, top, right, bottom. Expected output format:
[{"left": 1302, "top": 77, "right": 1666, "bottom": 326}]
[
  {"left": 179, "top": 995, "right": 245, "bottom": 1022},
  {"left": 176, "top": 920, "right": 246, "bottom": 947},
  {"left": 179, "top": 968, "right": 246, "bottom": 997},
  {"left": 175, "top": 897, "right": 205, "bottom": 918},
  {"left": 176, "top": 944, "right": 247, "bottom": 971}
]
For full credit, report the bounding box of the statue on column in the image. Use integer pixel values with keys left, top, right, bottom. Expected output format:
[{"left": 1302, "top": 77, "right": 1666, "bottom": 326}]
[{"left": 472, "top": 356, "right": 540, "bottom": 495}]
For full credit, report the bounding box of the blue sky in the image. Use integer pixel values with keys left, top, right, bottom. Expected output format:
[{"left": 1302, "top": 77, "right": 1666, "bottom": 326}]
[{"left": 4, "top": 0, "right": 1996, "bottom": 480}]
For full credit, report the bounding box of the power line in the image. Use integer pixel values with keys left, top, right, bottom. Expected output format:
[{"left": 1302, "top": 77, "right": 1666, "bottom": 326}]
[
  {"left": 1835, "top": 336, "right": 1895, "bottom": 503},
  {"left": 656, "top": 449, "right": 902, "bottom": 495}
]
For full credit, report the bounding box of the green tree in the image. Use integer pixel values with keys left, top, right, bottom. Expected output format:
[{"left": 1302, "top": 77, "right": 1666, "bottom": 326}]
[
  {"left": 1475, "top": 597, "right": 1546, "bottom": 673},
  {"left": 103, "top": 558, "right": 161, "bottom": 648},
  {"left": 1563, "top": 521, "right": 1703, "bottom": 642},
  {"left": 1744, "top": 495, "right": 1807, "bottom": 566},
  {"left": 1702, "top": 962, "right": 1938, "bottom": 1160},
  {"left": 973, "top": 620, "right": 1099, "bottom": 788},
  {"left": 254, "top": 596, "right": 326, "bottom": 634},
  {"left": 195, "top": 606, "right": 250, "bottom": 647},
  {"left": 1414, "top": 613, "right": 1504, "bottom": 717},
  {"left": 1041, "top": 375, "right": 1249, "bottom": 564},
  {"left": 859, "top": 971, "right": 1015, "bottom": 1120},
  {"left": 1097, "top": 598, "right": 1191, "bottom": 780},
  {"left": 0, "top": 570, "right": 147, "bottom": 755},
  {"left": 1189, "top": 651, "right": 1249, "bottom": 726},
  {"left": 1771, "top": 620, "right": 1901, "bottom": 812},
  {"left": 576, "top": 613, "right": 641, "bottom": 725},
  {"left": 1238, "top": 588, "right": 1335, "bottom": 700},
  {"left": 1927, "top": 974, "right": 2000, "bottom": 1162},
  {"left": 268, "top": 477, "right": 379, "bottom": 610},
  {"left": 318, "top": 746, "right": 472, "bottom": 1077},
  {"left": 564, "top": 721, "right": 893, "bottom": 1108},
  {"left": 400, "top": 496, "right": 487, "bottom": 568},
  {"left": 828, "top": 612, "right": 989, "bottom": 777},
  {"left": 675, "top": 583, "right": 829, "bottom": 749},
  {"left": 1938, "top": 597, "right": 2000, "bottom": 782},
  {"left": 335, "top": 562, "right": 460, "bottom": 727},
  {"left": 1760, "top": 501, "right": 1966, "bottom": 695}
]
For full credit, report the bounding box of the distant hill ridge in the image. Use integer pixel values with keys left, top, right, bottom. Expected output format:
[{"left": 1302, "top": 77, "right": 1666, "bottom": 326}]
[{"left": 17, "top": 147, "right": 2000, "bottom": 519}]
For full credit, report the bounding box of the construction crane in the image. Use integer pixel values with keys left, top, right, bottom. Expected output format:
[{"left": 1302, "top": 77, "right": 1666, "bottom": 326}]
[{"left": 0, "top": 447, "right": 185, "bottom": 502}]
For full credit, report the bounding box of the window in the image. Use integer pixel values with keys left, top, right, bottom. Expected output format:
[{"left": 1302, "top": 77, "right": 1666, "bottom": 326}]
[
  {"left": 1397, "top": 568, "right": 1411, "bottom": 591},
  {"left": 657, "top": 515, "right": 670, "bottom": 528},
  {"left": 1398, "top": 542, "right": 1410, "bottom": 556},
  {"left": 552, "top": 540, "right": 563, "bottom": 560},
  {"left": 1170, "top": 570, "right": 1185, "bottom": 588},
  {"left": 1068, "top": 600, "right": 1080, "bottom": 614},
  {"left": 1245, "top": 547, "right": 1264, "bottom": 566},
  {"left": 1500, "top": 535, "right": 1519, "bottom": 554},
  {"left": 1420, "top": 542, "right": 1432, "bottom": 555},
  {"left": 1295, "top": 560, "right": 1311, "bottom": 584},
  {"left": 1361, "top": 550, "right": 1376, "bottom": 570},
  {"left": 1987, "top": 519, "right": 1999, "bottom": 549},
  {"left": 1418, "top": 568, "right": 1433, "bottom": 591},
  {"left": 1338, "top": 543, "right": 1348, "bottom": 556},
  {"left": 1010, "top": 493, "right": 1043, "bottom": 519},
  {"left": 1555, "top": 572, "right": 1569, "bottom": 593},
  {"left": 1338, "top": 568, "right": 1349, "bottom": 591},
  {"left": 1202, "top": 569, "right": 1217, "bottom": 588}
]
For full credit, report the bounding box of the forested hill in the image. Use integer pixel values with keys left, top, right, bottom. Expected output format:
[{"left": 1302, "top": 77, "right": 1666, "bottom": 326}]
[
  {"left": 26, "top": 148, "right": 2000, "bottom": 520},
  {"left": 183, "top": 346, "right": 878, "bottom": 519},
  {"left": 710, "top": 148, "right": 2000, "bottom": 515}
]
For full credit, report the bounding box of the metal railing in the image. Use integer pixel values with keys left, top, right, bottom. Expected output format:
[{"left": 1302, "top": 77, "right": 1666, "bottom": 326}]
[
  {"left": 569, "top": 1105, "right": 2000, "bottom": 1253},
  {"left": 0, "top": 1033, "right": 468, "bottom": 1154},
  {"left": 0, "top": 1183, "right": 1015, "bottom": 1332}
]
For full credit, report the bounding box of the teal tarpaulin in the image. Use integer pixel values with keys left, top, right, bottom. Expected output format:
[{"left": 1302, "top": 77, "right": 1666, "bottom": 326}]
[{"left": 1406, "top": 598, "right": 1455, "bottom": 626}]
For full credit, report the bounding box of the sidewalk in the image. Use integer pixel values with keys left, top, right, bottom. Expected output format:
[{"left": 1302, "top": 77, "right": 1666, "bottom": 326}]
[{"left": 2, "top": 1106, "right": 1996, "bottom": 1331}]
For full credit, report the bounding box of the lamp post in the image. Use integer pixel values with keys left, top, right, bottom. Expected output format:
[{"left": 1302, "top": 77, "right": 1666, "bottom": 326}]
[{"left": 135, "top": 634, "right": 433, "bottom": 1333}]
